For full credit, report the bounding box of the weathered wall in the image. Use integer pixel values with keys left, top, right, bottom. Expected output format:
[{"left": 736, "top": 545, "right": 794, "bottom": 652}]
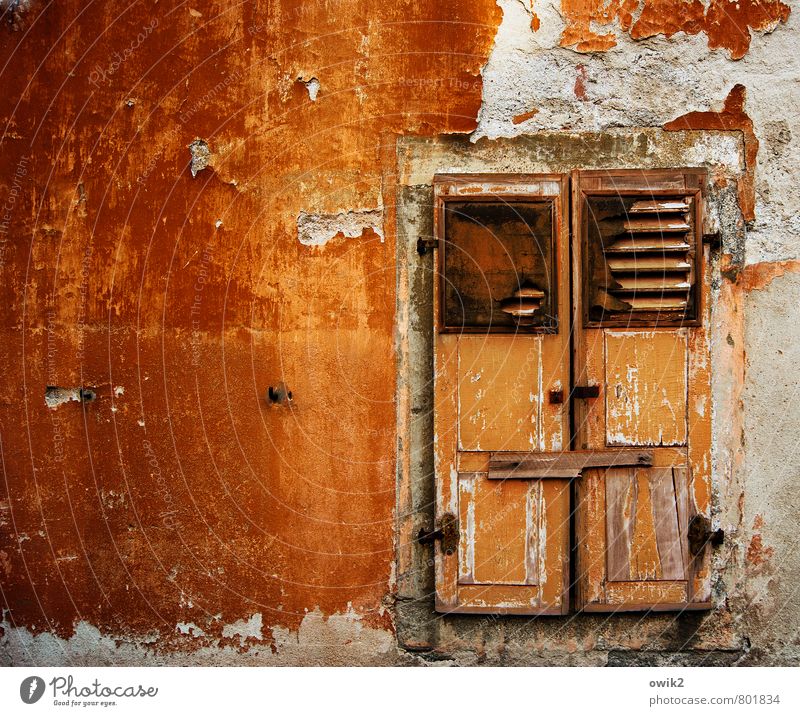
[{"left": 1, "top": 0, "right": 798, "bottom": 665}]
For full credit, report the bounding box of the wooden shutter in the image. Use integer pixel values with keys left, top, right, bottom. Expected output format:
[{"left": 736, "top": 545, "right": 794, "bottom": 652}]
[
  {"left": 572, "top": 169, "right": 713, "bottom": 612},
  {"left": 432, "top": 174, "right": 571, "bottom": 614}
]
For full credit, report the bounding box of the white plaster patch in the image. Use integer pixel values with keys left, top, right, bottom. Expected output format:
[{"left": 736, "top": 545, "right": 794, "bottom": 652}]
[
  {"left": 176, "top": 622, "right": 206, "bottom": 638},
  {"left": 299, "top": 76, "right": 321, "bottom": 101},
  {"left": 221, "top": 613, "right": 263, "bottom": 645},
  {"left": 1, "top": 609, "right": 401, "bottom": 666},
  {"left": 472, "top": 2, "right": 800, "bottom": 264},
  {"left": 44, "top": 387, "right": 81, "bottom": 408},
  {"left": 297, "top": 209, "right": 384, "bottom": 246}
]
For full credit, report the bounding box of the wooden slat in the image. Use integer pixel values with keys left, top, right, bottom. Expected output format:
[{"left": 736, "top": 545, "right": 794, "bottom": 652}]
[
  {"left": 625, "top": 296, "right": 689, "bottom": 310},
  {"left": 607, "top": 256, "right": 691, "bottom": 272},
  {"left": 605, "top": 237, "right": 690, "bottom": 252},
  {"left": 487, "top": 448, "right": 654, "bottom": 479},
  {"left": 612, "top": 276, "right": 691, "bottom": 291},
  {"left": 623, "top": 216, "right": 691, "bottom": 232},
  {"left": 606, "top": 468, "right": 634, "bottom": 581},
  {"left": 629, "top": 200, "right": 690, "bottom": 213},
  {"left": 488, "top": 466, "right": 580, "bottom": 480}
]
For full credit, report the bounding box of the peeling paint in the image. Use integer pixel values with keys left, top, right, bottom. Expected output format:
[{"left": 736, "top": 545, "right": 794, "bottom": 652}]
[
  {"left": 297, "top": 209, "right": 384, "bottom": 246},
  {"left": 558, "top": 0, "right": 790, "bottom": 59},
  {"left": 665, "top": 85, "right": 758, "bottom": 222},
  {"left": 187, "top": 138, "right": 212, "bottom": 177}
]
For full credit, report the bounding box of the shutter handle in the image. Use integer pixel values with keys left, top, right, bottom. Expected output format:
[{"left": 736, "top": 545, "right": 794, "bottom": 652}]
[{"left": 572, "top": 385, "right": 600, "bottom": 399}]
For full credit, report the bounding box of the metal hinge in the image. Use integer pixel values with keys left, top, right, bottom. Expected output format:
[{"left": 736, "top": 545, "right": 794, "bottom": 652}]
[
  {"left": 416, "top": 512, "right": 459, "bottom": 556},
  {"left": 417, "top": 237, "right": 438, "bottom": 255},
  {"left": 688, "top": 514, "right": 725, "bottom": 556}
]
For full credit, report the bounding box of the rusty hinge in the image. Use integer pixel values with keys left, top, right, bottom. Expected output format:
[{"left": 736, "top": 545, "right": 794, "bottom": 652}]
[
  {"left": 417, "top": 236, "right": 438, "bottom": 255},
  {"left": 688, "top": 514, "right": 725, "bottom": 556},
  {"left": 571, "top": 385, "right": 600, "bottom": 400},
  {"left": 416, "top": 512, "right": 458, "bottom": 556}
]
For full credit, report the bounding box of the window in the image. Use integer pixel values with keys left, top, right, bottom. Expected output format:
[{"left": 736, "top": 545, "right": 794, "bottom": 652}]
[
  {"left": 430, "top": 169, "right": 713, "bottom": 614},
  {"left": 442, "top": 199, "right": 557, "bottom": 331}
]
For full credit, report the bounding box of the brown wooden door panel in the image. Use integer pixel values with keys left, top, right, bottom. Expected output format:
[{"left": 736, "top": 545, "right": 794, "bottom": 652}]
[
  {"left": 573, "top": 169, "right": 712, "bottom": 612},
  {"left": 433, "top": 174, "right": 571, "bottom": 615}
]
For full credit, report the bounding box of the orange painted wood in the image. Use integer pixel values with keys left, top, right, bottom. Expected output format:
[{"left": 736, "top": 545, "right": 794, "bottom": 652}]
[
  {"left": 573, "top": 168, "right": 712, "bottom": 612},
  {"left": 605, "top": 331, "right": 688, "bottom": 447},
  {"left": 458, "top": 335, "right": 540, "bottom": 452},
  {"left": 433, "top": 173, "right": 571, "bottom": 615}
]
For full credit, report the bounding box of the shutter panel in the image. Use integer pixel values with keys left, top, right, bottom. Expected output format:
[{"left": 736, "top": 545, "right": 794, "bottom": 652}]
[
  {"left": 432, "top": 174, "right": 571, "bottom": 614},
  {"left": 572, "top": 169, "right": 713, "bottom": 612}
]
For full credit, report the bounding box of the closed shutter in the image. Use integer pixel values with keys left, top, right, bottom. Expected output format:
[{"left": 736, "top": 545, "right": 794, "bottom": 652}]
[
  {"left": 572, "top": 169, "right": 713, "bottom": 612},
  {"left": 432, "top": 174, "right": 571, "bottom": 614}
]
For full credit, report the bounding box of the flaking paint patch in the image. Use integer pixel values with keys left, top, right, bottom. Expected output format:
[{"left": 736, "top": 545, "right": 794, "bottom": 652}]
[
  {"left": 299, "top": 76, "right": 321, "bottom": 101},
  {"left": 558, "top": 0, "right": 790, "bottom": 59},
  {"left": 44, "top": 386, "right": 81, "bottom": 408},
  {"left": 187, "top": 138, "right": 212, "bottom": 177},
  {"left": 665, "top": 85, "right": 758, "bottom": 222},
  {"left": 1, "top": 612, "right": 401, "bottom": 666},
  {"left": 296, "top": 209, "right": 384, "bottom": 247},
  {"left": 221, "top": 613, "right": 263, "bottom": 645}
]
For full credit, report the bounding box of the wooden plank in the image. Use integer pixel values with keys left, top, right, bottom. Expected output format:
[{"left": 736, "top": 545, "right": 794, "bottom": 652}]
[
  {"left": 606, "top": 468, "right": 633, "bottom": 581},
  {"left": 574, "top": 468, "right": 607, "bottom": 607},
  {"left": 489, "top": 466, "right": 580, "bottom": 480},
  {"left": 457, "top": 474, "right": 477, "bottom": 584},
  {"left": 488, "top": 448, "right": 653, "bottom": 478},
  {"left": 458, "top": 334, "right": 540, "bottom": 452},
  {"left": 539, "top": 333, "right": 567, "bottom": 453},
  {"left": 649, "top": 467, "right": 685, "bottom": 580},
  {"left": 603, "top": 580, "right": 688, "bottom": 608},
  {"left": 629, "top": 468, "right": 662, "bottom": 580},
  {"left": 687, "top": 243, "right": 713, "bottom": 603},
  {"left": 541, "top": 479, "right": 571, "bottom": 614},
  {"left": 433, "top": 331, "right": 459, "bottom": 610},
  {"left": 605, "top": 331, "right": 688, "bottom": 447},
  {"left": 525, "top": 481, "right": 542, "bottom": 586}
]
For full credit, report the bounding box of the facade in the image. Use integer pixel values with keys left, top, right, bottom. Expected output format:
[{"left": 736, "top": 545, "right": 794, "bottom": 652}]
[{"left": 0, "top": 0, "right": 798, "bottom": 666}]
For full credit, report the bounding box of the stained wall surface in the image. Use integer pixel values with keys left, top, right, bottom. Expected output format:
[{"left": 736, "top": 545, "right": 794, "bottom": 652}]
[{"left": 1, "top": 0, "right": 798, "bottom": 665}]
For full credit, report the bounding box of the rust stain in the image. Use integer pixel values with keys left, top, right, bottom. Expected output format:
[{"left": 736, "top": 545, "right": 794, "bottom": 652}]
[
  {"left": 573, "top": 64, "right": 588, "bottom": 100},
  {"left": 664, "top": 85, "right": 758, "bottom": 222},
  {"left": 559, "top": 0, "right": 790, "bottom": 59},
  {"left": 530, "top": 1, "right": 541, "bottom": 32},
  {"left": 738, "top": 259, "right": 800, "bottom": 292},
  {"left": 747, "top": 515, "right": 774, "bottom": 566},
  {"left": 0, "top": 0, "right": 502, "bottom": 647},
  {"left": 512, "top": 108, "right": 539, "bottom": 125}
]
